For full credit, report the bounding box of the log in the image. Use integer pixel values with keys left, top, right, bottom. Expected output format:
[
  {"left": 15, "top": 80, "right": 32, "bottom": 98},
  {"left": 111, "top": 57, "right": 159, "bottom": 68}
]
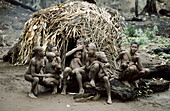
[
  {"left": 148, "top": 65, "right": 170, "bottom": 80},
  {"left": 159, "top": 9, "right": 170, "bottom": 17},
  {"left": 138, "top": 79, "right": 170, "bottom": 93},
  {"left": 65, "top": 65, "right": 170, "bottom": 101},
  {"left": 4, "top": 0, "right": 37, "bottom": 12}
]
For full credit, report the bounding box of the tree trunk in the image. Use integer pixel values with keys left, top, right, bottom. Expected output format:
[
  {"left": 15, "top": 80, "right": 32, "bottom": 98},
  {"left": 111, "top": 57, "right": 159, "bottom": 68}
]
[
  {"left": 140, "top": 0, "right": 158, "bottom": 15},
  {"left": 135, "top": 0, "right": 138, "bottom": 17}
]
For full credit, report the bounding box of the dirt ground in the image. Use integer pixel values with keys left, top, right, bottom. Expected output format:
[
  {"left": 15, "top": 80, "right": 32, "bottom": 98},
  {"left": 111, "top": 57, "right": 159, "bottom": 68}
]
[{"left": 0, "top": 61, "right": 170, "bottom": 111}]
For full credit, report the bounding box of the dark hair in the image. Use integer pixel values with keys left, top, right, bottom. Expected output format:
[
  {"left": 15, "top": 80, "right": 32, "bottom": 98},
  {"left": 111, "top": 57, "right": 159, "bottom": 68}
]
[
  {"left": 47, "top": 45, "right": 55, "bottom": 52},
  {"left": 77, "top": 38, "right": 85, "bottom": 42},
  {"left": 33, "top": 46, "right": 44, "bottom": 53},
  {"left": 131, "top": 42, "right": 139, "bottom": 47}
]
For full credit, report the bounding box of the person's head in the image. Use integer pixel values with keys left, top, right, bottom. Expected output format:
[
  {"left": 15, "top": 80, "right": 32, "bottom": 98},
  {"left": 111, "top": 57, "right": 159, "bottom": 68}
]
[
  {"left": 74, "top": 50, "right": 82, "bottom": 58},
  {"left": 33, "top": 46, "right": 44, "bottom": 57},
  {"left": 51, "top": 46, "right": 59, "bottom": 56},
  {"left": 46, "top": 52, "right": 56, "bottom": 62},
  {"left": 47, "top": 45, "right": 54, "bottom": 52},
  {"left": 130, "top": 42, "right": 139, "bottom": 54},
  {"left": 96, "top": 51, "right": 108, "bottom": 63},
  {"left": 87, "top": 43, "right": 96, "bottom": 57},
  {"left": 76, "top": 38, "right": 85, "bottom": 47}
]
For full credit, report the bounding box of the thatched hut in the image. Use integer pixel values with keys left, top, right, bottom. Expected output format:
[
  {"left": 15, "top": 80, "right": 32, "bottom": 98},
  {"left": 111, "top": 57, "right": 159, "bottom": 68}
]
[{"left": 3, "top": 1, "right": 122, "bottom": 70}]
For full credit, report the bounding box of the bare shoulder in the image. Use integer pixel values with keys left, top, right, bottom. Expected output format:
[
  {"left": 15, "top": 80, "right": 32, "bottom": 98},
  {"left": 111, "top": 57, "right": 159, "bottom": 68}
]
[
  {"left": 30, "top": 57, "right": 36, "bottom": 65},
  {"left": 56, "top": 56, "right": 61, "bottom": 60},
  {"left": 119, "top": 51, "right": 127, "bottom": 56},
  {"left": 135, "top": 53, "right": 141, "bottom": 57},
  {"left": 135, "top": 53, "right": 141, "bottom": 59}
]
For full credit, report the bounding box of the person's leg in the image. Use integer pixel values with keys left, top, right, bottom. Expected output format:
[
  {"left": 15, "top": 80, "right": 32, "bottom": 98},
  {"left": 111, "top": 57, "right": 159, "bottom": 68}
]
[
  {"left": 25, "top": 74, "right": 39, "bottom": 98},
  {"left": 44, "top": 78, "right": 59, "bottom": 94},
  {"left": 119, "top": 66, "right": 135, "bottom": 87},
  {"left": 103, "top": 76, "right": 112, "bottom": 104},
  {"left": 138, "top": 68, "right": 150, "bottom": 79},
  {"left": 61, "top": 67, "right": 72, "bottom": 95},
  {"left": 89, "top": 63, "right": 99, "bottom": 87},
  {"left": 75, "top": 68, "right": 84, "bottom": 94},
  {"left": 129, "top": 65, "right": 140, "bottom": 88}
]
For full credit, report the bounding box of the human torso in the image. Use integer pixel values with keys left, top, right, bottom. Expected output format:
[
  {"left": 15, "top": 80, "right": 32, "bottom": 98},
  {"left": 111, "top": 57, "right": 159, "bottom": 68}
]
[
  {"left": 70, "top": 58, "right": 82, "bottom": 69},
  {"left": 26, "top": 57, "right": 44, "bottom": 74},
  {"left": 45, "top": 59, "right": 57, "bottom": 74},
  {"left": 121, "top": 51, "right": 139, "bottom": 68}
]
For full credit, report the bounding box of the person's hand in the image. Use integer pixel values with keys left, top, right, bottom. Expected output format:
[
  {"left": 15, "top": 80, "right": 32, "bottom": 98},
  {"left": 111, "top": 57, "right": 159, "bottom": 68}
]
[
  {"left": 128, "top": 62, "right": 134, "bottom": 66},
  {"left": 76, "top": 45, "right": 83, "bottom": 50},
  {"left": 52, "top": 61, "right": 57, "bottom": 66},
  {"left": 45, "top": 74, "right": 53, "bottom": 77}
]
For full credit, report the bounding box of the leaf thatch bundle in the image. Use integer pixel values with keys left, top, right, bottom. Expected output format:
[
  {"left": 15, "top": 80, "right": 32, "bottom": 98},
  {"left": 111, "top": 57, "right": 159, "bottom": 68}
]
[{"left": 3, "top": 1, "right": 122, "bottom": 70}]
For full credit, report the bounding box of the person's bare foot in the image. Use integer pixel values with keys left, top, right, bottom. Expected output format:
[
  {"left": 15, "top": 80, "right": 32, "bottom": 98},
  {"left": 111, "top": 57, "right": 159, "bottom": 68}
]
[
  {"left": 122, "top": 81, "right": 131, "bottom": 87},
  {"left": 52, "top": 87, "right": 58, "bottom": 94},
  {"left": 79, "top": 88, "right": 84, "bottom": 94},
  {"left": 90, "top": 80, "right": 96, "bottom": 87},
  {"left": 107, "top": 97, "right": 112, "bottom": 104},
  {"left": 61, "top": 85, "right": 67, "bottom": 95},
  {"left": 28, "top": 93, "right": 37, "bottom": 99}
]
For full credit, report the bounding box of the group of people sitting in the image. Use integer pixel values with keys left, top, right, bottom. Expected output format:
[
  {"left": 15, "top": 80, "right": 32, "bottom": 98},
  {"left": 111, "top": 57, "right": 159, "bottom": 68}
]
[{"left": 25, "top": 38, "right": 149, "bottom": 104}]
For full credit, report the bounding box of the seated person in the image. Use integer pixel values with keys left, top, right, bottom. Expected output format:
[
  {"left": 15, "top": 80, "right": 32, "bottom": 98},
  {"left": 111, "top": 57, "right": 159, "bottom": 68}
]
[
  {"left": 61, "top": 38, "right": 86, "bottom": 95},
  {"left": 24, "top": 46, "right": 51, "bottom": 98},
  {"left": 43, "top": 52, "right": 61, "bottom": 94},
  {"left": 86, "top": 43, "right": 99, "bottom": 87},
  {"left": 114, "top": 42, "right": 150, "bottom": 87},
  {"left": 88, "top": 51, "right": 113, "bottom": 104}
]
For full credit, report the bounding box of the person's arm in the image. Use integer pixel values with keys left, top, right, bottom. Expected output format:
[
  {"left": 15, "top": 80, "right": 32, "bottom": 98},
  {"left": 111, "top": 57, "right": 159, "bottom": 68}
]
[
  {"left": 77, "top": 58, "right": 83, "bottom": 67},
  {"left": 30, "top": 59, "right": 42, "bottom": 77},
  {"left": 66, "top": 45, "right": 83, "bottom": 57},
  {"left": 137, "top": 54, "right": 143, "bottom": 71},
  {"left": 52, "top": 57, "right": 61, "bottom": 69},
  {"left": 85, "top": 58, "right": 91, "bottom": 70},
  {"left": 114, "top": 52, "right": 124, "bottom": 70},
  {"left": 56, "top": 57, "right": 62, "bottom": 69},
  {"left": 30, "top": 59, "right": 52, "bottom": 77}
]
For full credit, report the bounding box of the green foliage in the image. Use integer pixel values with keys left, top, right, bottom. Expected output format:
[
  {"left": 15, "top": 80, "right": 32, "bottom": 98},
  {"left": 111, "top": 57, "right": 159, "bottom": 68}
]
[
  {"left": 122, "top": 24, "right": 169, "bottom": 59},
  {"left": 137, "top": 82, "right": 153, "bottom": 97},
  {"left": 125, "top": 24, "right": 136, "bottom": 37},
  {"left": 123, "top": 24, "right": 158, "bottom": 45}
]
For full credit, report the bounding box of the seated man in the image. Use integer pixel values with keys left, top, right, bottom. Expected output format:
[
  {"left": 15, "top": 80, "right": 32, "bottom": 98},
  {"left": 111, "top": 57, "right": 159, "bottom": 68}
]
[
  {"left": 24, "top": 46, "right": 51, "bottom": 98},
  {"left": 61, "top": 38, "right": 87, "bottom": 95},
  {"left": 86, "top": 43, "right": 99, "bottom": 87},
  {"left": 114, "top": 42, "right": 150, "bottom": 87},
  {"left": 92, "top": 51, "right": 114, "bottom": 104},
  {"left": 43, "top": 52, "right": 61, "bottom": 94}
]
